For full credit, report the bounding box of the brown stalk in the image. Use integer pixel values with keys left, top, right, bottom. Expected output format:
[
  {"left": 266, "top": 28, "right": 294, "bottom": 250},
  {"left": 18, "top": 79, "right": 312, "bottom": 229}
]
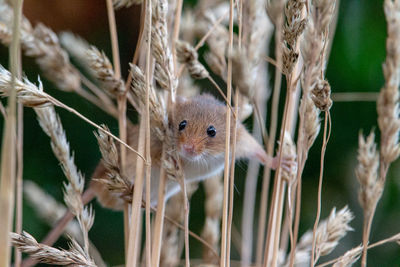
[
  {"left": 126, "top": 116, "right": 146, "bottom": 267},
  {"left": 310, "top": 112, "right": 330, "bottom": 266},
  {"left": 151, "top": 148, "right": 167, "bottom": 267},
  {"left": 15, "top": 102, "right": 23, "bottom": 267},
  {"left": 178, "top": 167, "right": 190, "bottom": 267},
  {"left": 144, "top": 0, "right": 152, "bottom": 265},
  {"left": 105, "top": 0, "right": 128, "bottom": 258},
  {"left": 255, "top": 10, "right": 284, "bottom": 267},
  {"left": 0, "top": 0, "right": 22, "bottom": 264},
  {"left": 220, "top": 0, "right": 234, "bottom": 266},
  {"left": 172, "top": 0, "right": 183, "bottom": 72},
  {"left": 226, "top": 89, "right": 239, "bottom": 267},
  {"left": 14, "top": 2, "right": 24, "bottom": 267},
  {"left": 265, "top": 42, "right": 304, "bottom": 267}
]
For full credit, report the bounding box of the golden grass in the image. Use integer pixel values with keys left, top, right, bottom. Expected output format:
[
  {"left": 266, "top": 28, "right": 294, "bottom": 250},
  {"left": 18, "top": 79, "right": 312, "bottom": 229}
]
[{"left": 1, "top": 0, "right": 400, "bottom": 267}]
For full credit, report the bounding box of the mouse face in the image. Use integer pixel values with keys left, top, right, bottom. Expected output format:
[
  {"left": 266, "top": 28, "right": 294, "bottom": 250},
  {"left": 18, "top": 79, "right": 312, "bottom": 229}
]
[{"left": 172, "top": 94, "right": 228, "bottom": 162}]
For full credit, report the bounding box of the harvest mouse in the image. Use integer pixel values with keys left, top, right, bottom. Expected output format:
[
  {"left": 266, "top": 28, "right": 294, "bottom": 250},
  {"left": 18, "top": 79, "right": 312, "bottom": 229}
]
[
  {"left": 39, "top": 94, "right": 294, "bottom": 249},
  {"left": 92, "top": 93, "right": 293, "bottom": 209}
]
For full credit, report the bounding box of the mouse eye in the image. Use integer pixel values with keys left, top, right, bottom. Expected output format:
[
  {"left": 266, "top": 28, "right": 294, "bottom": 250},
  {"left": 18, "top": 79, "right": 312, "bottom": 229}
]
[
  {"left": 179, "top": 120, "right": 187, "bottom": 131},
  {"left": 207, "top": 125, "right": 216, "bottom": 137}
]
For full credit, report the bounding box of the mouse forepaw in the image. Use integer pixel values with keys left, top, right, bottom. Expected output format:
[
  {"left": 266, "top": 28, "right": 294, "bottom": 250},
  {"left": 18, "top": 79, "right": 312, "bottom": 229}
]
[{"left": 271, "top": 153, "right": 297, "bottom": 173}]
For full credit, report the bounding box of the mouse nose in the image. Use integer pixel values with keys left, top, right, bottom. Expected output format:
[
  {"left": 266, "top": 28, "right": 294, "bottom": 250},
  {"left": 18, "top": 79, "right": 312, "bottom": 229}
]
[{"left": 183, "top": 143, "right": 195, "bottom": 154}]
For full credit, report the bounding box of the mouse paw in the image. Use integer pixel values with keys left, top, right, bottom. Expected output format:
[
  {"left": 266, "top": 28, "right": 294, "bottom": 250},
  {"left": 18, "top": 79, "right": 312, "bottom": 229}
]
[{"left": 271, "top": 153, "right": 297, "bottom": 174}]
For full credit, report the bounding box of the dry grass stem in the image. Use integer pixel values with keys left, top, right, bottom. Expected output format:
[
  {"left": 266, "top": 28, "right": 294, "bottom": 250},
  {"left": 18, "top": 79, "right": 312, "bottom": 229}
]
[
  {"left": 220, "top": 0, "right": 234, "bottom": 266},
  {"left": 319, "top": 232, "right": 400, "bottom": 267},
  {"left": 256, "top": 1, "right": 285, "bottom": 264},
  {"left": 11, "top": 232, "right": 96, "bottom": 267},
  {"left": 0, "top": 0, "right": 22, "bottom": 264},
  {"left": 202, "top": 175, "right": 223, "bottom": 264}
]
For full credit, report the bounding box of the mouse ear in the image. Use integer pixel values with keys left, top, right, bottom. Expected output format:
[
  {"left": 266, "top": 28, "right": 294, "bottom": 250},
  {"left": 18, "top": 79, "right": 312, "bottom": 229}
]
[{"left": 235, "top": 127, "right": 272, "bottom": 165}]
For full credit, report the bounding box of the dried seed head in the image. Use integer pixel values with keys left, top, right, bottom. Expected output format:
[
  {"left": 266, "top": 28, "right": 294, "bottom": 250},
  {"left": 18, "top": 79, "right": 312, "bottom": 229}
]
[
  {"left": 94, "top": 126, "right": 133, "bottom": 202},
  {"left": 280, "top": 132, "right": 297, "bottom": 183},
  {"left": 23, "top": 180, "right": 82, "bottom": 239},
  {"left": 25, "top": 23, "right": 81, "bottom": 92},
  {"left": 378, "top": 0, "right": 400, "bottom": 166},
  {"left": 0, "top": 65, "right": 52, "bottom": 107},
  {"left": 129, "top": 63, "right": 166, "bottom": 140},
  {"left": 60, "top": 32, "right": 91, "bottom": 67},
  {"left": 113, "top": 0, "right": 142, "bottom": 9},
  {"left": 86, "top": 46, "right": 125, "bottom": 96},
  {"left": 230, "top": 49, "right": 254, "bottom": 98},
  {"left": 332, "top": 245, "right": 362, "bottom": 267},
  {"left": 314, "top": 206, "right": 354, "bottom": 261},
  {"left": 284, "top": 0, "right": 307, "bottom": 47},
  {"left": 11, "top": 232, "right": 96, "bottom": 267},
  {"left": 299, "top": 95, "right": 321, "bottom": 149},
  {"left": 311, "top": 78, "right": 332, "bottom": 111},
  {"left": 151, "top": 0, "right": 178, "bottom": 94},
  {"left": 205, "top": 51, "right": 226, "bottom": 78},
  {"left": 199, "top": 12, "right": 228, "bottom": 77},
  {"left": 356, "top": 131, "right": 382, "bottom": 215},
  {"left": 282, "top": 44, "right": 299, "bottom": 75},
  {"left": 176, "top": 40, "right": 209, "bottom": 79}
]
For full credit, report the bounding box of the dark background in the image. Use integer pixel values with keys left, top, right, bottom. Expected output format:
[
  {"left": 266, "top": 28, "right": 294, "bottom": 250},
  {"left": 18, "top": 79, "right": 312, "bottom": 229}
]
[{"left": 0, "top": 0, "right": 399, "bottom": 266}]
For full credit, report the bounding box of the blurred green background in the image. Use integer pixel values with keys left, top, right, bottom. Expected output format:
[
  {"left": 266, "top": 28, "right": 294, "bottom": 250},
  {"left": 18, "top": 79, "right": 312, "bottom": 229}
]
[{"left": 0, "top": 0, "right": 399, "bottom": 266}]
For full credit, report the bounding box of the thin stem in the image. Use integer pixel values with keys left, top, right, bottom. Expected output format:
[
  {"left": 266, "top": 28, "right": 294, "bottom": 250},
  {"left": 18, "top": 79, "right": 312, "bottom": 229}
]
[
  {"left": 105, "top": 0, "right": 121, "bottom": 78},
  {"left": 331, "top": 92, "right": 379, "bottom": 102},
  {"left": 151, "top": 149, "right": 167, "bottom": 267},
  {"left": 220, "top": 0, "right": 234, "bottom": 265},
  {"left": 144, "top": 0, "right": 153, "bottom": 265},
  {"left": 179, "top": 173, "right": 190, "bottom": 267},
  {"left": 226, "top": 89, "right": 239, "bottom": 267},
  {"left": 105, "top": 0, "right": 129, "bottom": 256},
  {"left": 126, "top": 117, "right": 146, "bottom": 267},
  {"left": 15, "top": 102, "right": 23, "bottom": 267},
  {"left": 0, "top": 0, "right": 22, "bottom": 264},
  {"left": 172, "top": 0, "right": 183, "bottom": 73},
  {"left": 256, "top": 13, "right": 284, "bottom": 266},
  {"left": 207, "top": 75, "right": 235, "bottom": 114},
  {"left": 310, "top": 111, "right": 329, "bottom": 266},
  {"left": 14, "top": 0, "right": 24, "bottom": 264},
  {"left": 317, "top": 232, "right": 400, "bottom": 267}
]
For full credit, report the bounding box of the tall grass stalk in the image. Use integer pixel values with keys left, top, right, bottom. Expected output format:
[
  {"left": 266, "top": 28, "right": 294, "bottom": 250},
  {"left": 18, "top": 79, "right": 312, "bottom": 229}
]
[
  {"left": 255, "top": 4, "right": 284, "bottom": 264},
  {"left": 144, "top": 0, "right": 153, "bottom": 266},
  {"left": 220, "top": 0, "right": 234, "bottom": 266},
  {"left": 0, "top": 0, "right": 22, "bottom": 265}
]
